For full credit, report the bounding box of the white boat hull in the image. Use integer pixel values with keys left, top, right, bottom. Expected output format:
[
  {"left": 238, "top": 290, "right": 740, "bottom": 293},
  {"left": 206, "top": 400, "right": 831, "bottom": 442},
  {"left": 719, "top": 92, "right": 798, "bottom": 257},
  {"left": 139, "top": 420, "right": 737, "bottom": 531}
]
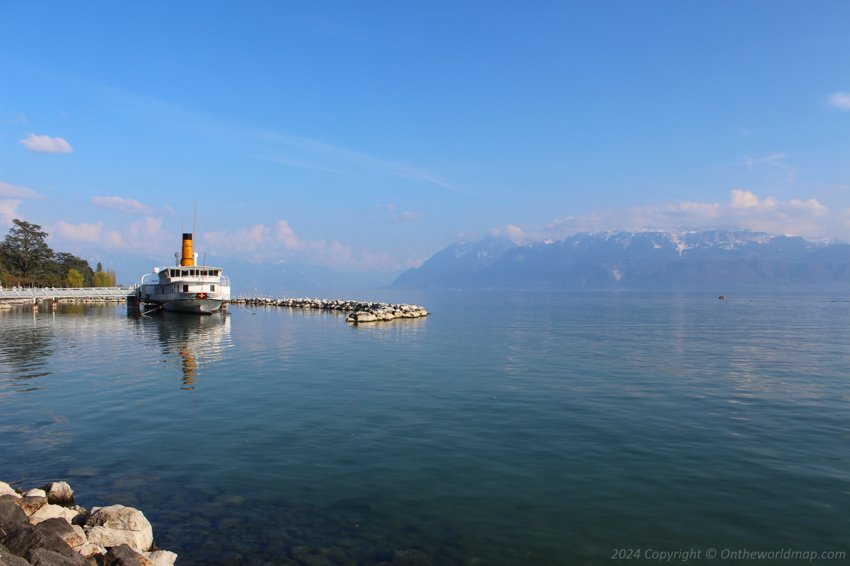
[
  {"left": 140, "top": 291, "right": 229, "bottom": 315},
  {"left": 162, "top": 298, "right": 224, "bottom": 314}
]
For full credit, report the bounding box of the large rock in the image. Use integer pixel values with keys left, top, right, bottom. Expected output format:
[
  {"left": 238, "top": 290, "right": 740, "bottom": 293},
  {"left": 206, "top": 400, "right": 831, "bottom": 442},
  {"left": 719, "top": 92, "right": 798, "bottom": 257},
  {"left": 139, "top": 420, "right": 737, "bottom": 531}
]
[
  {"left": 85, "top": 505, "right": 153, "bottom": 552},
  {"left": 77, "top": 541, "right": 107, "bottom": 559},
  {"left": 40, "top": 482, "right": 74, "bottom": 506},
  {"left": 0, "top": 482, "right": 20, "bottom": 499},
  {"left": 34, "top": 518, "right": 86, "bottom": 549},
  {"left": 143, "top": 550, "right": 177, "bottom": 566},
  {"left": 24, "top": 489, "right": 46, "bottom": 499},
  {"left": 26, "top": 546, "right": 89, "bottom": 566},
  {"left": 0, "top": 542, "right": 31, "bottom": 565},
  {"left": 103, "top": 544, "right": 153, "bottom": 566},
  {"left": 29, "top": 503, "right": 79, "bottom": 525},
  {"left": 19, "top": 495, "right": 48, "bottom": 516},
  {"left": 1, "top": 523, "right": 75, "bottom": 561},
  {"left": 0, "top": 501, "right": 28, "bottom": 533}
]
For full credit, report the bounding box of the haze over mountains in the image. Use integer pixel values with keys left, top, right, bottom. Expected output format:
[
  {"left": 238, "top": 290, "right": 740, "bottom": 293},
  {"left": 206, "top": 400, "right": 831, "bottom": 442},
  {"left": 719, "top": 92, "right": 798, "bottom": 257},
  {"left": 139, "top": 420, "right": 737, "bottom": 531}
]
[{"left": 392, "top": 230, "right": 850, "bottom": 291}]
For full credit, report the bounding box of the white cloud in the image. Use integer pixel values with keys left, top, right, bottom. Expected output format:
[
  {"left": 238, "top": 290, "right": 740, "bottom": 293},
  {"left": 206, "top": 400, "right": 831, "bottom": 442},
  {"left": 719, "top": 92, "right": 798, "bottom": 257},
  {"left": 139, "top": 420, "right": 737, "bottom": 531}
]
[
  {"left": 275, "top": 220, "right": 303, "bottom": 250},
  {"left": 50, "top": 221, "right": 124, "bottom": 247},
  {"left": 730, "top": 188, "right": 759, "bottom": 209},
  {"left": 744, "top": 153, "right": 796, "bottom": 183},
  {"left": 522, "top": 189, "right": 838, "bottom": 242},
  {"left": 20, "top": 133, "right": 73, "bottom": 154},
  {"left": 0, "top": 200, "right": 22, "bottom": 225},
  {"left": 201, "top": 220, "right": 400, "bottom": 271},
  {"left": 91, "top": 195, "right": 153, "bottom": 215},
  {"left": 0, "top": 181, "right": 43, "bottom": 200},
  {"left": 490, "top": 224, "right": 526, "bottom": 242},
  {"left": 46, "top": 215, "right": 175, "bottom": 257},
  {"left": 827, "top": 92, "right": 850, "bottom": 110},
  {"left": 0, "top": 182, "right": 44, "bottom": 226}
]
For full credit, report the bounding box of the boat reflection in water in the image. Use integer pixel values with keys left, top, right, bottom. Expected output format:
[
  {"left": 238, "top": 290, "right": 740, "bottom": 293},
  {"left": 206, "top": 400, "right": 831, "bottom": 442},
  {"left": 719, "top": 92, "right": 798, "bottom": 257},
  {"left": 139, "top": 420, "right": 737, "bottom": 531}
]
[{"left": 134, "top": 310, "right": 232, "bottom": 390}]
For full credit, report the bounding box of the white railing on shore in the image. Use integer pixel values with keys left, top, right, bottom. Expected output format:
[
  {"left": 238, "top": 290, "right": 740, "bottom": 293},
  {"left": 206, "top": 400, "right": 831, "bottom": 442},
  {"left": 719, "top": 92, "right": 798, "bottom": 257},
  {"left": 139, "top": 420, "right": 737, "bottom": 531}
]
[{"left": 0, "top": 286, "right": 136, "bottom": 300}]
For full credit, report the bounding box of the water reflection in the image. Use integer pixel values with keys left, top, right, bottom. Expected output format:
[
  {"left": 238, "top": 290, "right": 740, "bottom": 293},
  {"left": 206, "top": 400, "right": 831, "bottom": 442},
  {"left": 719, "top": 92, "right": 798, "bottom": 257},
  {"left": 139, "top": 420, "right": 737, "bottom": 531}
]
[
  {"left": 0, "top": 306, "right": 55, "bottom": 388},
  {"left": 133, "top": 311, "right": 232, "bottom": 390}
]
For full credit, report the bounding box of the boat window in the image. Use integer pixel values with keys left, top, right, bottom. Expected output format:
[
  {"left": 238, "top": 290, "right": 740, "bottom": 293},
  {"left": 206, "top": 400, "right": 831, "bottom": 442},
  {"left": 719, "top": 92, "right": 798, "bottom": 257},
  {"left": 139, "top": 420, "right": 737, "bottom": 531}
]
[
  {"left": 183, "top": 284, "right": 189, "bottom": 292},
  {"left": 211, "top": 284, "right": 216, "bottom": 292}
]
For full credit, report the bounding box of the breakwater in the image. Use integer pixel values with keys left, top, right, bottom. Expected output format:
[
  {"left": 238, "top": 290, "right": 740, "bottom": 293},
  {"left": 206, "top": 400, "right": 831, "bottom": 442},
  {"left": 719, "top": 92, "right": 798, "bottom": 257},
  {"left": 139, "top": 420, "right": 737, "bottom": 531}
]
[
  {"left": 230, "top": 297, "right": 429, "bottom": 323},
  {"left": 0, "top": 479, "right": 176, "bottom": 565}
]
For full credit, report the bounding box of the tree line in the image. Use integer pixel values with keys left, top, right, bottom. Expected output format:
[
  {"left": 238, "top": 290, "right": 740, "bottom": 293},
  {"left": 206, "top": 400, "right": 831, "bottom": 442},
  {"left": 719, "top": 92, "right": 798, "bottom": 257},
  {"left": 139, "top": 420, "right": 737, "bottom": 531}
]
[{"left": 0, "top": 219, "right": 117, "bottom": 288}]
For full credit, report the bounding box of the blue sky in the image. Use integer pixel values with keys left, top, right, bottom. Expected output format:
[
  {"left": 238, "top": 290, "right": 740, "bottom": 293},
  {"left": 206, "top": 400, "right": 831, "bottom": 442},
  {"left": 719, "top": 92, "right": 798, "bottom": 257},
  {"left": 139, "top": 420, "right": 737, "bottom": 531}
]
[{"left": 1, "top": 2, "right": 849, "bottom": 276}]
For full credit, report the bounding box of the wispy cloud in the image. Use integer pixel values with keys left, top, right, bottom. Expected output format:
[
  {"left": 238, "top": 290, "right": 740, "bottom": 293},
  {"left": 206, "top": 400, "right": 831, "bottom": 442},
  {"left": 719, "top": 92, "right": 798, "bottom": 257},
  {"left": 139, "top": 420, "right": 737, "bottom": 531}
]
[
  {"left": 5, "top": 112, "right": 27, "bottom": 125},
  {"left": 391, "top": 211, "right": 426, "bottom": 223},
  {"left": 744, "top": 152, "right": 796, "bottom": 182},
  {"left": 78, "top": 77, "right": 454, "bottom": 190},
  {"left": 259, "top": 155, "right": 343, "bottom": 174},
  {"left": 260, "top": 133, "right": 456, "bottom": 190},
  {"left": 0, "top": 181, "right": 44, "bottom": 225},
  {"left": 827, "top": 91, "right": 850, "bottom": 110},
  {"left": 0, "top": 181, "right": 43, "bottom": 200},
  {"left": 91, "top": 195, "right": 153, "bottom": 215},
  {"left": 20, "top": 133, "right": 73, "bottom": 154}
]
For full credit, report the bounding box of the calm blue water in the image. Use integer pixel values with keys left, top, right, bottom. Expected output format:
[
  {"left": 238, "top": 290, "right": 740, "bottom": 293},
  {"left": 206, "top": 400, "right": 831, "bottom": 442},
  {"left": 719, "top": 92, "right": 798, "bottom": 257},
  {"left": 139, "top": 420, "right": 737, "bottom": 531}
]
[{"left": 1, "top": 292, "right": 849, "bottom": 565}]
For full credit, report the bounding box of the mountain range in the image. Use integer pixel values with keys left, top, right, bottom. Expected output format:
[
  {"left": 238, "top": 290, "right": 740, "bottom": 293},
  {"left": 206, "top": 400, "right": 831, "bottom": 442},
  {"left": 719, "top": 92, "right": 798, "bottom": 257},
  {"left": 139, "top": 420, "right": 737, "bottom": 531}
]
[{"left": 392, "top": 230, "right": 850, "bottom": 291}]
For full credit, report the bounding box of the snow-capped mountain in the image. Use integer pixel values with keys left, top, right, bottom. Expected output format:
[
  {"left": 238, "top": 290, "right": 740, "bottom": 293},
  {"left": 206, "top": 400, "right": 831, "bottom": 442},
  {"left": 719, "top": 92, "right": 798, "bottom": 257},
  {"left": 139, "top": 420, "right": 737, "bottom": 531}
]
[{"left": 392, "top": 230, "right": 850, "bottom": 290}]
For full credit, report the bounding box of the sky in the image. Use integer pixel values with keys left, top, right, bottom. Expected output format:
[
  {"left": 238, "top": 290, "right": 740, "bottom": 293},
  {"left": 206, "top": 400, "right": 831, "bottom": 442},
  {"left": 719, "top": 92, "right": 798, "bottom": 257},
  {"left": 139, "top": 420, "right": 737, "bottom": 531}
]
[{"left": 1, "top": 1, "right": 849, "bottom": 278}]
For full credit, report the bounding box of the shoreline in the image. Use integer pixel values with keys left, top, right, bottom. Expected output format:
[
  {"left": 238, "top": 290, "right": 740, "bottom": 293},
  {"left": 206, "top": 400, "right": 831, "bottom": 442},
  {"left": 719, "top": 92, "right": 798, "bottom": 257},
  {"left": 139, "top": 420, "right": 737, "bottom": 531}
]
[{"left": 0, "top": 479, "right": 176, "bottom": 565}]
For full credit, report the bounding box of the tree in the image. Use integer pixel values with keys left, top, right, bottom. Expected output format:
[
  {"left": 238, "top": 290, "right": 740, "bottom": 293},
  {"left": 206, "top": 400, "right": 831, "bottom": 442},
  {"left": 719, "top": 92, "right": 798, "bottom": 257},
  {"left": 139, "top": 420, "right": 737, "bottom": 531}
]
[
  {"left": 66, "top": 268, "right": 84, "bottom": 288},
  {"left": 94, "top": 270, "right": 116, "bottom": 287},
  {"left": 54, "top": 252, "right": 96, "bottom": 286},
  {"left": 0, "top": 219, "right": 54, "bottom": 282}
]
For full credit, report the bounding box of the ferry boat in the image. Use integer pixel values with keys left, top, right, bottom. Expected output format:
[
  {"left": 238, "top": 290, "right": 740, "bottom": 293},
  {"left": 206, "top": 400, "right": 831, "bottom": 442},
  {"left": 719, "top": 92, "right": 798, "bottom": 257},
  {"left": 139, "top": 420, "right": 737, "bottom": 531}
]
[{"left": 138, "top": 232, "right": 231, "bottom": 314}]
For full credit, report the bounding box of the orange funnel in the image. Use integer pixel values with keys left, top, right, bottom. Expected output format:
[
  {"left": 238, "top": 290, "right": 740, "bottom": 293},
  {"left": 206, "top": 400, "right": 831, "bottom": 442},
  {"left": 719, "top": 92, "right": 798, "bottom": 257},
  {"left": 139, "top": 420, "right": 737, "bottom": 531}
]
[{"left": 180, "top": 233, "right": 195, "bottom": 266}]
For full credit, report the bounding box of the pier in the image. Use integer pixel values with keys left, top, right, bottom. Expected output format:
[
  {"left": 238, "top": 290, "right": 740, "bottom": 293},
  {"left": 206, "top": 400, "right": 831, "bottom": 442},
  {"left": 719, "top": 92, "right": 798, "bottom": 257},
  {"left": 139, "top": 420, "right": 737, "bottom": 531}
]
[
  {"left": 0, "top": 286, "right": 134, "bottom": 302},
  {"left": 231, "top": 297, "right": 429, "bottom": 323}
]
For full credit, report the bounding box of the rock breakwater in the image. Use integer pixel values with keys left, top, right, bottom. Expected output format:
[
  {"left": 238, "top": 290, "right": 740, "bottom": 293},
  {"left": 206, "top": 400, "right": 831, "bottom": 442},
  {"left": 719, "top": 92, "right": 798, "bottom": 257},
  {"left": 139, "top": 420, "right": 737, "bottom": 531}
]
[
  {"left": 0, "top": 479, "right": 175, "bottom": 566},
  {"left": 230, "top": 297, "right": 429, "bottom": 324}
]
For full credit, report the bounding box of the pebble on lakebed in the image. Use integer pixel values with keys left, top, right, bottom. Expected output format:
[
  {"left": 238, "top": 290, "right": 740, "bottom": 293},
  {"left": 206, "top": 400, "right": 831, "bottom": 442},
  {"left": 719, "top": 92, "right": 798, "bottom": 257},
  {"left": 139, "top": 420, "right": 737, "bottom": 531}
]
[
  {"left": 230, "top": 297, "right": 429, "bottom": 324},
  {"left": 0, "top": 479, "right": 176, "bottom": 566}
]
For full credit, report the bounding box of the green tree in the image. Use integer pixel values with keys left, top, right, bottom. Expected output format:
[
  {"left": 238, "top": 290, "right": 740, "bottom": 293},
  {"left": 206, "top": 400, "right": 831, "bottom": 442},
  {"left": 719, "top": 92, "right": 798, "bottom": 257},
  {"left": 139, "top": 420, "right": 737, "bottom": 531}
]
[
  {"left": 65, "top": 268, "right": 84, "bottom": 288},
  {"left": 55, "top": 252, "right": 96, "bottom": 286},
  {"left": 94, "top": 271, "right": 115, "bottom": 287},
  {"left": 0, "top": 219, "right": 54, "bottom": 282}
]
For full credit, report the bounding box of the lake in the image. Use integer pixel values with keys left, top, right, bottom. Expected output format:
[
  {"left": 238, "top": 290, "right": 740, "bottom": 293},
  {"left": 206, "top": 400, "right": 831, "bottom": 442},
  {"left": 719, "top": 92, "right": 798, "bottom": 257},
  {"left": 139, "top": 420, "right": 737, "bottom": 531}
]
[{"left": 1, "top": 291, "right": 848, "bottom": 564}]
